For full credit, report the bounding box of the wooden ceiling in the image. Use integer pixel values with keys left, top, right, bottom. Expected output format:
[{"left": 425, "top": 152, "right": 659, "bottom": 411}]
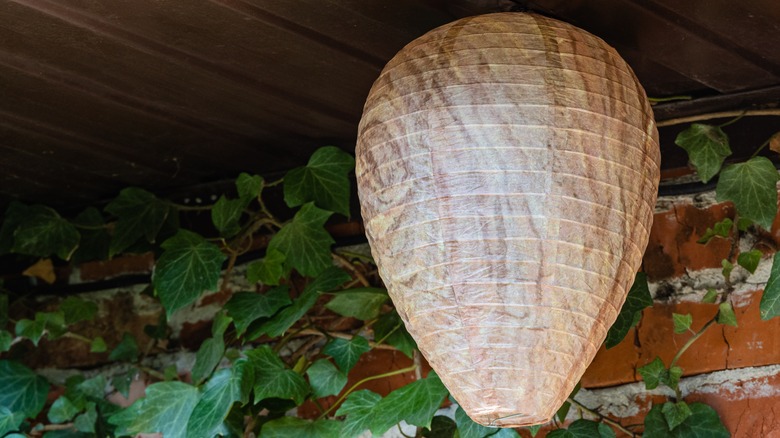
[{"left": 2, "top": 0, "right": 779, "bottom": 211}]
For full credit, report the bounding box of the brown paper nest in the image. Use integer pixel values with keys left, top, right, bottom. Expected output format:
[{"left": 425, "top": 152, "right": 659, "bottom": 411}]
[{"left": 356, "top": 12, "right": 660, "bottom": 427}]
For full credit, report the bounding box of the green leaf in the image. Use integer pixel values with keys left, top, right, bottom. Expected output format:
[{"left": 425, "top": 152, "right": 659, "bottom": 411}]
[
  {"left": 267, "top": 203, "right": 334, "bottom": 277},
  {"left": 673, "top": 313, "right": 693, "bottom": 334},
  {"left": 261, "top": 417, "right": 343, "bottom": 438},
  {"left": 374, "top": 310, "right": 417, "bottom": 358},
  {"left": 111, "top": 369, "right": 136, "bottom": 399},
  {"left": 245, "top": 345, "right": 309, "bottom": 405},
  {"left": 0, "top": 406, "right": 25, "bottom": 436},
  {"left": 69, "top": 375, "right": 106, "bottom": 403},
  {"left": 15, "top": 318, "right": 46, "bottom": 346},
  {"left": 325, "top": 288, "right": 388, "bottom": 320},
  {"left": 423, "top": 416, "right": 457, "bottom": 438},
  {"left": 306, "top": 359, "right": 347, "bottom": 398},
  {"left": 236, "top": 173, "right": 263, "bottom": 205},
  {"left": 108, "top": 333, "right": 139, "bottom": 362},
  {"left": 60, "top": 297, "right": 97, "bottom": 325},
  {"left": 144, "top": 312, "right": 169, "bottom": 340},
  {"left": 191, "top": 337, "right": 225, "bottom": 384},
  {"left": 255, "top": 267, "right": 350, "bottom": 338},
  {"left": 108, "top": 381, "right": 200, "bottom": 438},
  {"left": 737, "top": 249, "right": 762, "bottom": 274},
  {"left": 667, "top": 366, "right": 683, "bottom": 390},
  {"left": 0, "top": 360, "right": 49, "bottom": 418},
  {"left": 737, "top": 217, "right": 753, "bottom": 232},
  {"left": 153, "top": 230, "right": 227, "bottom": 316},
  {"left": 105, "top": 187, "right": 170, "bottom": 257},
  {"left": 0, "top": 330, "right": 12, "bottom": 353},
  {"left": 722, "top": 259, "right": 734, "bottom": 280},
  {"left": 454, "top": 405, "right": 495, "bottom": 438},
  {"left": 643, "top": 402, "right": 728, "bottom": 438},
  {"left": 556, "top": 383, "right": 581, "bottom": 422},
  {"left": 211, "top": 311, "right": 232, "bottom": 338},
  {"left": 716, "top": 157, "right": 780, "bottom": 230},
  {"left": 662, "top": 401, "right": 693, "bottom": 431},
  {"left": 335, "top": 389, "right": 382, "bottom": 438},
  {"left": 370, "top": 371, "right": 449, "bottom": 435},
  {"left": 224, "top": 287, "right": 291, "bottom": 336},
  {"left": 0, "top": 293, "right": 7, "bottom": 328},
  {"left": 48, "top": 396, "right": 80, "bottom": 423},
  {"left": 322, "top": 336, "right": 370, "bottom": 373},
  {"left": 37, "top": 311, "right": 67, "bottom": 339},
  {"left": 638, "top": 357, "right": 666, "bottom": 390},
  {"left": 186, "top": 362, "right": 254, "bottom": 438},
  {"left": 761, "top": 252, "right": 780, "bottom": 320},
  {"left": 702, "top": 289, "right": 718, "bottom": 304},
  {"left": 283, "top": 146, "right": 355, "bottom": 216},
  {"left": 12, "top": 207, "right": 80, "bottom": 260},
  {"left": 549, "top": 419, "right": 615, "bottom": 438},
  {"left": 211, "top": 196, "right": 243, "bottom": 238},
  {"left": 73, "top": 402, "right": 97, "bottom": 433},
  {"left": 0, "top": 202, "right": 31, "bottom": 254},
  {"left": 526, "top": 425, "right": 542, "bottom": 437},
  {"left": 697, "top": 218, "right": 733, "bottom": 244},
  {"left": 717, "top": 302, "right": 738, "bottom": 327},
  {"left": 71, "top": 207, "right": 110, "bottom": 264},
  {"left": 675, "top": 123, "right": 731, "bottom": 183},
  {"left": 246, "top": 249, "right": 287, "bottom": 286},
  {"left": 606, "top": 273, "right": 653, "bottom": 348}
]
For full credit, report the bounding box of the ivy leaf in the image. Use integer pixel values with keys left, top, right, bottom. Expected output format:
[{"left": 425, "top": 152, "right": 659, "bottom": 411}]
[
  {"left": 186, "top": 362, "right": 254, "bottom": 438},
  {"left": 717, "top": 302, "right": 738, "bottom": 327},
  {"left": 71, "top": 207, "right": 110, "bottom": 263},
  {"left": 606, "top": 272, "right": 652, "bottom": 348},
  {"left": 245, "top": 345, "right": 309, "bottom": 405},
  {"left": 454, "top": 405, "right": 496, "bottom": 438},
  {"left": 547, "top": 419, "right": 615, "bottom": 438},
  {"left": 15, "top": 318, "right": 46, "bottom": 346},
  {"left": 673, "top": 313, "right": 693, "bottom": 334},
  {"left": 255, "top": 268, "right": 350, "bottom": 338},
  {"left": 153, "top": 230, "right": 227, "bottom": 316},
  {"left": 370, "top": 371, "right": 449, "bottom": 435},
  {"left": 191, "top": 337, "right": 225, "bottom": 384},
  {"left": 267, "top": 203, "right": 334, "bottom": 277},
  {"left": 325, "top": 288, "right": 389, "bottom": 320},
  {"left": 22, "top": 258, "right": 56, "bottom": 284},
  {"left": 423, "top": 416, "right": 457, "bottom": 438},
  {"left": 67, "top": 375, "right": 106, "bottom": 405},
  {"left": 108, "top": 381, "right": 200, "bottom": 438},
  {"left": 697, "top": 218, "right": 733, "bottom": 244},
  {"left": 638, "top": 357, "right": 667, "bottom": 390},
  {"left": 374, "top": 310, "right": 417, "bottom": 358},
  {"left": 667, "top": 366, "right": 683, "bottom": 390},
  {"left": 722, "top": 259, "right": 734, "bottom": 280},
  {"left": 702, "top": 289, "right": 719, "bottom": 304},
  {"left": 211, "top": 196, "right": 243, "bottom": 238},
  {"left": 643, "top": 402, "right": 728, "bottom": 438},
  {"left": 0, "top": 202, "right": 31, "bottom": 254},
  {"left": 105, "top": 187, "right": 170, "bottom": 257},
  {"left": 737, "top": 249, "right": 762, "bottom": 274},
  {"left": 60, "top": 297, "right": 97, "bottom": 325},
  {"left": 0, "top": 360, "right": 49, "bottom": 418},
  {"left": 12, "top": 207, "right": 80, "bottom": 260},
  {"left": 224, "top": 287, "right": 291, "bottom": 336},
  {"left": 108, "top": 333, "right": 139, "bottom": 362},
  {"left": 0, "top": 407, "right": 25, "bottom": 436},
  {"left": 662, "top": 401, "right": 693, "bottom": 431},
  {"left": 322, "top": 336, "right": 370, "bottom": 373},
  {"left": 48, "top": 396, "right": 80, "bottom": 423},
  {"left": 306, "top": 359, "right": 347, "bottom": 398},
  {"left": 261, "top": 417, "right": 343, "bottom": 438},
  {"left": 283, "top": 146, "right": 354, "bottom": 216},
  {"left": 761, "top": 252, "right": 780, "bottom": 320},
  {"left": 111, "top": 369, "right": 137, "bottom": 399},
  {"left": 526, "top": 425, "right": 542, "bottom": 437},
  {"left": 0, "top": 294, "right": 7, "bottom": 329},
  {"left": 246, "top": 249, "right": 287, "bottom": 286},
  {"left": 675, "top": 123, "right": 731, "bottom": 183},
  {"left": 716, "top": 157, "right": 779, "bottom": 230},
  {"left": 335, "top": 389, "right": 382, "bottom": 438},
  {"left": 556, "top": 383, "right": 581, "bottom": 422},
  {"left": 236, "top": 173, "right": 263, "bottom": 205},
  {"left": 73, "top": 402, "right": 97, "bottom": 433},
  {"left": 0, "top": 330, "right": 12, "bottom": 353}
]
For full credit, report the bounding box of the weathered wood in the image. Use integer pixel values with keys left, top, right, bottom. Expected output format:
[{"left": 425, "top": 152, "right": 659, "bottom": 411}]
[{"left": 356, "top": 13, "right": 660, "bottom": 427}]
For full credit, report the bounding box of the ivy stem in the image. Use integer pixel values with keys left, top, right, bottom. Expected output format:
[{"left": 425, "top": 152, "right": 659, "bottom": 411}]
[
  {"left": 139, "top": 365, "right": 167, "bottom": 381},
  {"left": 717, "top": 111, "right": 746, "bottom": 128},
  {"left": 566, "top": 397, "right": 636, "bottom": 437},
  {"left": 656, "top": 108, "right": 780, "bottom": 127},
  {"left": 648, "top": 95, "right": 692, "bottom": 104},
  {"left": 171, "top": 202, "right": 214, "bottom": 212},
  {"left": 750, "top": 137, "right": 772, "bottom": 159},
  {"left": 332, "top": 253, "right": 370, "bottom": 287},
  {"left": 318, "top": 364, "right": 418, "bottom": 419},
  {"left": 273, "top": 324, "right": 312, "bottom": 354},
  {"left": 62, "top": 331, "right": 92, "bottom": 344},
  {"left": 264, "top": 178, "right": 284, "bottom": 188},
  {"left": 294, "top": 328, "right": 396, "bottom": 350},
  {"left": 669, "top": 318, "right": 717, "bottom": 371}
]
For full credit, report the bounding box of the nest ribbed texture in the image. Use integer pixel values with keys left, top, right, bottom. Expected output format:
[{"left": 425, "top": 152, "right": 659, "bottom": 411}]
[{"left": 356, "top": 13, "right": 660, "bottom": 427}]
